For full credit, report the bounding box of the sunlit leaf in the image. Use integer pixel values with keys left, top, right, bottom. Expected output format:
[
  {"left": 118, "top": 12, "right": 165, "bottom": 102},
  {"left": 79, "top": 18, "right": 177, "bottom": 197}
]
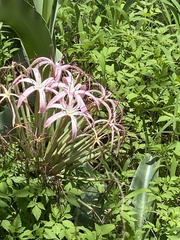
[{"left": 0, "top": 0, "right": 53, "bottom": 59}]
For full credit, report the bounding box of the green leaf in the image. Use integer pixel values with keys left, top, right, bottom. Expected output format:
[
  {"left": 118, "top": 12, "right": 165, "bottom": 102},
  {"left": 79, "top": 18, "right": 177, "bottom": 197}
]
[
  {"left": 13, "top": 214, "right": 22, "bottom": 230},
  {"left": 0, "top": 199, "right": 8, "bottom": 207},
  {"left": 92, "top": 50, "right": 106, "bottom": 77},
  {"left": 11, "top": 176, "right": 26, "bottom": 184},
  {"left": 125, "top": 188, "right": 151, "bottom": 200},
  {"left": 170, "top": 155, "right": 178, "bottom": 177},
  {"left": 37, "top": 202, "right": 45, "bottom": 210},
  {"left": 129, "top": 154, "right": 160, "bottom": 233},
  {"left": 0, "top": 0, "right": 53, "bottom": 59},
  {"left": 0, "top": 191, "right": 10, "bottom": 200},
  {"left": 14, "top": 189, "right": 29, "bottom": 198},
  {"left": 174, "top": 141, "right": 180, "bottom": 156},
  {"left": 27, "top": 200, "right": 36, "bottom": 208},
  {"left": 102, "top": 47, "right": 119, "bottom": 58},
  {"left": 99, "top": 224, "right": 116, "bottom": 235},
  {"left": 66, "top": 194, "right": 80, "bottom": 207},
  {"left": 53, "top": 223, "right": 64, "bottom": 235},
  {"left": 127, "top": 92, "right": 138, "bottom": 101},
  {"left": 19, "top": 230, "right": 35, "bottom": 239},
  {"left": 0, "top": 182, "right": 8, "bottom": 193},
  {"left": 1, "top": 220, "right": 11, "bottom": 231},
  {"left": 32, "top": 205, "right": 42, "bottom": 221},
  {"left": 44, "top": 229, "right": 57, "bottom": 239},
  {"left": 69, "top": 188, "right": 83, "bottom": 196},
  {"left": 62, "top": 220, "right": 74, "bottom": 230},
  {"left": 157, "top": 115, "right": 172, "bottom": 122},
  {"left": 161, "top": 46, "right": 175, "bottom": 71}
]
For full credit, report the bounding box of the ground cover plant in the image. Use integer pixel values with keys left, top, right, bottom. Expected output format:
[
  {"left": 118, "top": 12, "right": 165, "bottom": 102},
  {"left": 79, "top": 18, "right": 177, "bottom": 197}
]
[{"left": 0, "top": 0, "right": 180, "bottom": 239}]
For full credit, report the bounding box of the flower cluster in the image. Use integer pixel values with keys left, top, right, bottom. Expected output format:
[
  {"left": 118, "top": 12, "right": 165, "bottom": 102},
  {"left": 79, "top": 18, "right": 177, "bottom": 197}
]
[{"left": 0, "top": 57, "right": 125, "bottom": 175}]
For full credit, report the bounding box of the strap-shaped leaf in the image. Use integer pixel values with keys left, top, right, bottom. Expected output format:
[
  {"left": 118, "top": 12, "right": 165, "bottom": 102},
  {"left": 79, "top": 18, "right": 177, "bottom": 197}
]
[
  {"left": 130, "top": 154, "right": 160, "bottom": 233},
  {"left": 0, "top": 0, "right": 54, "bottom": 59}
]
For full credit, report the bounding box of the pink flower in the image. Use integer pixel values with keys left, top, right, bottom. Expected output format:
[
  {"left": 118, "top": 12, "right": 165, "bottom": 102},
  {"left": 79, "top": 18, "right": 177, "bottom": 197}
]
[
  {"left": 49, "top": 71, "right": 102, "bottom": 115},
  {"left": 14, "top": 68, "right": 55, "bottom": 113},
  {"left": 44, "top": 99, "right": 93, "bottom": 140},
  {"left": 28, "top": 57, "right": 77, "bottom": 82}
]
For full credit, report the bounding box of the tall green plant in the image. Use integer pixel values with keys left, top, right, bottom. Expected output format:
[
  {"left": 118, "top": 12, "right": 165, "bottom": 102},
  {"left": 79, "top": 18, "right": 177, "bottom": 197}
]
[
  {"left": 0, "top": 0, "right": 54, "bottom": 60},
  {"left": 128, "top": 154, "right": 160, "bottom": 239}
]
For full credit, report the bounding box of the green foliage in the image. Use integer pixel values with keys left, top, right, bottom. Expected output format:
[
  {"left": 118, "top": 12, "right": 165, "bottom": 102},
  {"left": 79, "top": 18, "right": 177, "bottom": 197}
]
[
  {"left": 147, "top": 176, "right": 180, "bottom": 239},
  {"left": 0, "top": 145, "right": 116, "bottom": 239},
  {"left": 0, "top": 27, "right": 19, "bottom": 67},
  {"left": 1, "top": 0, "right": 180, "bottom": 239}
]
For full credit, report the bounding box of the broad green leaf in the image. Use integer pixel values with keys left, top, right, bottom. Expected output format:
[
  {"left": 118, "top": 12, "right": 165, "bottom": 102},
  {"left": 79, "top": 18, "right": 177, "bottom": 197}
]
[
  {"left": 0, "top": 191, "right": 10, "bottom": 200},
  {"left": 27, "top": 200, "right": 36, "bottom": 208},
  {"left": 135, "top": 45, "right": 142, "bottom": 59},
  {"left": 127, "top": 92, "right": 138, "bottom": 101},
  {"left": 31, "top": 0, "right": 54, "bottom": 25},
  {"left": 95, "top": 223, "right": 115, "bottom": 236},
  {"left": 44, "top": 229, "right": 57, "bottom": 239},
  {"left": 157, "top": 115, "right": 172, "bottom": 122},
  {"left": 13, "top": 214, "right": 22, "bottom": 230},
  {"left": 62, "top": 220, "right": 74, "bottom": 230},
  {"left": 14, "top": 189, "right": 29, "bottom": 198},
  {"left": 37, "top": 202, "right": 45, "bottom": 210},
  {"left": 42, "top": 0, "right": 53, "bottom": 23},
  {"left": 69, "top": 188, "right": 83, "bottom": 196},
  {"left": 30, "top": 0, "right": 44, "bottom": 16},
  {"left": 0, "top": 199, "right": 8, "bottom": 207},
  {"left": 32, "top": 205, "right": 42, "bottom": 221},
  {"left": 114, "top": 6, "right": 130, "bottom": 24},
  {"left": 53, "top": 223, "right": 64, "bottom": 235},
  {"left": 0, "top": 182, "right": 8, "bottom": 194},
  {"left": 66, "top": 194, "right": 80, "bottom": 207},
  {"left": 0, "top": 0, "right": 53, "bottom": 59},
  {"left": 11, "top": 176, "right": 26, "bottom": 184},
  {"left": 1, "top": 220, "right": 11, "bottom": 231},
  {"left": 99, "top": 224, "right": 116, "bottom": 235},
  {"left": 19, "top": 230, "right": 35, "bottom": 239},
  {"left": 91, "top": 50, "right": 106, "bottom": 76},
  {"left": 129, "top": 154, "right": 160, "bottom": 233},
  {"left": 102, "top": 47, "right": 119, "bottom": 58}
]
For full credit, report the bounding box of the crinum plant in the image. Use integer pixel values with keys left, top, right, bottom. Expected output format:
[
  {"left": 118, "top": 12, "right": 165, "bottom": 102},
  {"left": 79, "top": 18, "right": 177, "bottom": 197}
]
[{"left": 0, "top": 57, "right": 125, "bottom": 180}]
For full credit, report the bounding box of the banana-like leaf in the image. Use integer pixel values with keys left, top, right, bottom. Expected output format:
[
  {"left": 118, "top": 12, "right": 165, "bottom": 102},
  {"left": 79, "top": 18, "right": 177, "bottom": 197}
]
[
  {"left": 129, "top": 154, "right": 160, "bottom": 234},
  {"left": 123, "top": 0, "right": 136, "bottom": 12},
  {"left": 32, "top": 0, "right": 56, "bottom": 27},
  {"left": 0, "top": 0, "right": 54, "bottom": 59}
]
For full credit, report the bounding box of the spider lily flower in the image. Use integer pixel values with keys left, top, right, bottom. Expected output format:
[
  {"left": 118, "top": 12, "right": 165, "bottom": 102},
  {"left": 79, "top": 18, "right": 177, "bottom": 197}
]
[
  {"left": 98, "top": 83, "right": 124, "bottom": 120},
  {"left": 50, "top": 72, "right": 102, "bottom": 114},
  {"left": 84, "top": 117, "right": 125, "bottom": 156},
  {"left": 0, "top": 84, "right": 19, "bottom": 126},
  {"left": 13, "top": 68, "right": 56, "bottom": 113},
  {"left": 44, "top": 99, "right": 94, "bottom": 140},
  {"left": 83, "top": 94, "right": 125, "bottom": 156},
  {"left": 28, "top": 56, "right": 80, "bottom": 83}
]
